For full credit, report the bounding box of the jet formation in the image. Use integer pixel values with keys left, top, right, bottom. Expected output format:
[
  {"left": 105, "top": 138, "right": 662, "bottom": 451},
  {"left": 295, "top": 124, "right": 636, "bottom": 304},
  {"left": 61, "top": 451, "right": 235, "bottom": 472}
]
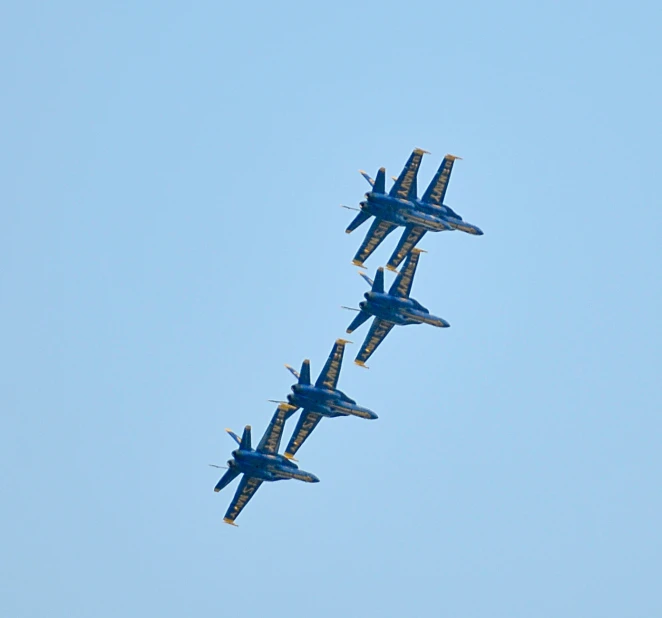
[
  {"left": 346, "top": 149, "right": 482, "bottom": 271},
  {"left": 214, "top": 148, "right": 482, "bottom": 524}
]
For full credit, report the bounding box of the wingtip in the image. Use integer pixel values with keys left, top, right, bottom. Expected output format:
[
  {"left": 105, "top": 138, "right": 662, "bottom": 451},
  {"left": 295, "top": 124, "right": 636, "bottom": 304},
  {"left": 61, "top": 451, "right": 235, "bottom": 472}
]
[
  {"left": 386, "top": 265, "right": 398, "bottom": 272},
  {"left": 446, "top": 154, "right": 463, "bottom": 161},
  {"left": 411, "top": 247, "right": 428, "bottom": 254},
  {"left": 336, "top": 338, "right": 353, "bottom": 345},
  {"left": 223, "top": 518, "right": 239, "bottom": 527},
  {"left": 355, "top": 361, "right": 369, "bottom": 369},
  {"left": 414, "top": 148, "right": 431, "bottom": 155},
  {"left": 352, "top": 259, "right": 365, "bottom": 267},
  {"left": 284, "top": 453, "right": 298, "bottom": 462}
]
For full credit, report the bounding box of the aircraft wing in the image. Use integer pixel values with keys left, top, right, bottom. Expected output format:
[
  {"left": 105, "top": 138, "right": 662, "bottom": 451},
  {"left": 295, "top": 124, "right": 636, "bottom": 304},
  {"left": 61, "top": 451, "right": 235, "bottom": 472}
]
[
  {"left": 315, "top": 339, "right": 348, "bottom": 390},
  {"left": 386, "top": 225, "right": 427, "bottom": 272},
  {"left": 421, "top": 155, "right": 460, "bottom": 206},
  {"left": 256, "top": 403, "right": 297, "bottom": 455},
  {"left": 352, "top": 218, "right": 398, "bottom": 267},
  {"left": 284, "top": 409, "right": 323, "bottom": 459},
  {"left": 388, "top": 248, "right": 423, "bottom": 298},
  {"left": 355, "top": 318, "right": 395, "bottom": 366},
  {"left": 389, "top": 148, "right": 427, "bottom": 201},
  {"left": 223, "top": 475, "right": 264, "bottom": 525}
]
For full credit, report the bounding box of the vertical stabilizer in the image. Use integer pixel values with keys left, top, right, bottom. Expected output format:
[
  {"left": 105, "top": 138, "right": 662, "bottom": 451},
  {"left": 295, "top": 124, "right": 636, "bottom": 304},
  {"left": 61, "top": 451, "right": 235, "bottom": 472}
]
[
  {"left": 372, "top": 267, "right": 385, "bottom": 294},
  {"left": 240, "top": 425, "right": 252, "bottom": 451},
  {"left": 373, "top": 167, "right": 386, "bottom": 194},
  {"left": 299, "top": 359, "right": 311, "bottom": 386},
  {"left": 346, "top": 210, "right": 372, "bottom": 233}
]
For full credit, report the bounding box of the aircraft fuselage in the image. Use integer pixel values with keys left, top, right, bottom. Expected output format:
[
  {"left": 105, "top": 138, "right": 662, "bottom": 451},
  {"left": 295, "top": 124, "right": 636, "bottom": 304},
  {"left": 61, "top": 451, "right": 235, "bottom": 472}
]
[
  {"left": 360, "top": 292, "right": 449, "bottom": 328},
  {"left": 288, "top": 384, "right": 377, "bottom": 420},
  {"left": 232, "top": 450, "right": 319, "bottom": 483},
  {"left": 361, "top": 193, "right": 483, "bottom": 236}
]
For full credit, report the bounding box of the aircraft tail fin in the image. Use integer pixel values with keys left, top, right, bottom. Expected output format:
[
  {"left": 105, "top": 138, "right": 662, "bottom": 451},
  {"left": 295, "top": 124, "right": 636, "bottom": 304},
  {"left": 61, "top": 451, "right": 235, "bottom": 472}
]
[
  {"left": 225, "top": 428, "right": 242, "bottom": 446},
  {"left": 372, "top": 267, "right": 385, "bottom": 294},
  {"left": 346, "top": 210, "right": 371, "bottom": 233},
  {"left": 298, "top": 359, "right": 311, "bottom": 386},
  {"left": 359, "top": 170, "right": 375, "bottom": 186},
  {"left": 240, "top": 425, "right": 252, "bottom": 451},
  {"left": 373, "top": 167, "right": 386, "bottom": 194}
]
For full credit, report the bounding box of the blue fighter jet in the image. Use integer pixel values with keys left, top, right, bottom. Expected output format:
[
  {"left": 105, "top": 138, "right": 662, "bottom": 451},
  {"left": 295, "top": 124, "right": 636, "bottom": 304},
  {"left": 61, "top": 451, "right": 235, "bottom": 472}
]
[
  {"left": 345, "top": 149, "right": 483, "bottom": 271},
  {"left": 345, "top": 248, "right": 450, "bottom": 367},
  {"left": 214, "top": 403, "right": 319, "bottom": 526},
  {"left": 281, "top": 339, "right": 378, "bottom": 459}
]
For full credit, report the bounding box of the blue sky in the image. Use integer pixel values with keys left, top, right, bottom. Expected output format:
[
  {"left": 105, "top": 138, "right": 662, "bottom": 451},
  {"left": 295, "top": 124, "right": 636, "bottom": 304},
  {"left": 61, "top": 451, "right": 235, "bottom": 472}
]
[{"left": 2, "top": 1, "right": 661, "bottom": 616}]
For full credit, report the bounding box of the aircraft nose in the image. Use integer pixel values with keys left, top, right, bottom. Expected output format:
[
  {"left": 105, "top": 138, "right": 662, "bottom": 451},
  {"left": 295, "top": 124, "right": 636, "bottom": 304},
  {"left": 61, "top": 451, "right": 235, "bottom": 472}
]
[{"left": 308, "top": 474, "right": 320, "bottom": 483}]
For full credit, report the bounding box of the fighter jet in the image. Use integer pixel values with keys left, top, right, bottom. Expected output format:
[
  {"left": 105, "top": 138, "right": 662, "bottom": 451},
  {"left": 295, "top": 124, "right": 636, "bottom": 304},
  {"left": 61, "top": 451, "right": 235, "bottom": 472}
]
[
  {"left": 280, "top": 339, "right": 378, "bottom": 460},
  {"left": 345, "top": 149, "right": 483, "bottom": 271},
  {"left": 213, "top": 403, "right": 319, "bottom": 526},
  {"left": 345, "top": 248, "right": 449, "bottom": 367}
]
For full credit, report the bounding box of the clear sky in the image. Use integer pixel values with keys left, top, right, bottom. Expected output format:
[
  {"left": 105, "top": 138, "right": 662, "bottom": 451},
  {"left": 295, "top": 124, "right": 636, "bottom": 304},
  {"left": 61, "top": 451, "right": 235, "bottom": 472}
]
[{"left": 2, "top": 1, "right": 661, "bottom": 616}]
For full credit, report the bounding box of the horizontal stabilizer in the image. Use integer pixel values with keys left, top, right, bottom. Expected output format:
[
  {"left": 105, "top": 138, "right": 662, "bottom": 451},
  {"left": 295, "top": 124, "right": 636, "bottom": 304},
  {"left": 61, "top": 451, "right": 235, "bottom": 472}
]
[
  {"left": 214, "top": 467, "right": 240, "bottom": 493},
  {"left": 346, "top": 310, "right": 371, "bottom": 334},
  {"left": 346, "top": 210, "right": 371, "bottom": 234}
]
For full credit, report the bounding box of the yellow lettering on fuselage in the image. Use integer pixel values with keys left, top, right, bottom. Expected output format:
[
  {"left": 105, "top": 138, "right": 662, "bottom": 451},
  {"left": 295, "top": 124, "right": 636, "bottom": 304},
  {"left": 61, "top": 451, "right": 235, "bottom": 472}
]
[
  {"left": 228, "top": 478, "right": 260, "bottom": 519},
  {"left": 429, "top": 159, "right": 454, "bottom": 204},
  {"left": 263, "top": 409, "right": 287, "bottom": 453},
  {"left": 396, "top": 153, "right": 423, "bottom": 200},
  {"left": 322, "top": 342, "right": 345, "bottom": 389}
]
